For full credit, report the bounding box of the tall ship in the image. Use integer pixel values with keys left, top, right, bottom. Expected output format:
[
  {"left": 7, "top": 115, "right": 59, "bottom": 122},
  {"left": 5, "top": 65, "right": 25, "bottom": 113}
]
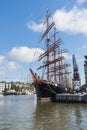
[{"left": 30, "top": 10, "right": 71, "bottom": 100}]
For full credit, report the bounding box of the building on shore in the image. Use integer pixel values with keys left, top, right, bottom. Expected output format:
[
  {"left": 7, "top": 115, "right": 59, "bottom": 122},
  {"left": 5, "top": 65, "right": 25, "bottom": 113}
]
[
  {"left": 0, "top": 81, "right": 33, "bottom": 94},
  {"left": 0, "top": 81, "right": 11, "bottom": 93}
]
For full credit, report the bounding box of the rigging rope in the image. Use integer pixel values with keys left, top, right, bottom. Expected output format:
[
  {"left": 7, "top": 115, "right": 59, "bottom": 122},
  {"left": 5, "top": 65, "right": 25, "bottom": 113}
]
[
  {"left": 29, "top": 15, "right": 46, "bottom": 69},
  {"left": 29, "top": 47, "right": 38, "bottom": 68}
]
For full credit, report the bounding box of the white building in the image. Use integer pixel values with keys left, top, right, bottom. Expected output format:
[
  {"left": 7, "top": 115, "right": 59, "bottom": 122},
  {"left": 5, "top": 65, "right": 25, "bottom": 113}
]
[{"left": 0, "top": 81, "right": 11, "bottom": 93}]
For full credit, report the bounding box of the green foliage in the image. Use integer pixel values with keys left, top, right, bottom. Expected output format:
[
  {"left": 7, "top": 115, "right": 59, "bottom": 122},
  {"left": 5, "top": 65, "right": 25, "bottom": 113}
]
[
  {"left": 11, "top": 84, "right": 20, "bottom": 92},
  {"left": 10, "top": 84, "right": 34, "bottom": 92}
]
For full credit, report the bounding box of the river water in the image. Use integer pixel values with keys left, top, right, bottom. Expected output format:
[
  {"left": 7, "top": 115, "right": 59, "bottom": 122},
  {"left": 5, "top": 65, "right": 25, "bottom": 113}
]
[{"left": 0, "top": 95, "right": 87, "bottom": 130}]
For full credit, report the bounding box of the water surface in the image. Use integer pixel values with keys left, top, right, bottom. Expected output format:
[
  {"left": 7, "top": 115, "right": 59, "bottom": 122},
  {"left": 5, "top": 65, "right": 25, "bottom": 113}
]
[{"left": 0, "top": 95, "right": 87, "bottom": 130}]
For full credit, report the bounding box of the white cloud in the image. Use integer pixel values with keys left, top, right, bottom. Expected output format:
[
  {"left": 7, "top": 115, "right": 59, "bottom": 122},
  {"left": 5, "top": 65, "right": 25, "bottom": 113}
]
[
  {"left": 53, "top": 7, "right": 87, "bottom": 35},
  {"left": 77, "top": 0, "right": 86, "bottom": 4},
  {"left": 27, "top": 21, "right": 43, "bottom": 32},
  {"left": 63, "top": 53, "right": 72, "bottom": 61},
  {"left": 0, "top": 55, "right": 5, "bottom": 64},
  {"left": 9, "top": 46, "right": 44, "bottom": 63},
  {"left": 7, "top": 61, "right": 19, "bottom": 71},
  {"left": 27, "top": 7, "right": 87, "bottom": 35}
]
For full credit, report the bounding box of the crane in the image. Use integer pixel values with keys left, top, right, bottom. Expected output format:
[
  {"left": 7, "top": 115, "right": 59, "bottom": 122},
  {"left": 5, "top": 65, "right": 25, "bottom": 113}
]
[
  {"left": 84, "top": 56, "right": 87, "bottom": 86},
  {"left": 72, "top": 55, "right": 81, "bottom": 90}
]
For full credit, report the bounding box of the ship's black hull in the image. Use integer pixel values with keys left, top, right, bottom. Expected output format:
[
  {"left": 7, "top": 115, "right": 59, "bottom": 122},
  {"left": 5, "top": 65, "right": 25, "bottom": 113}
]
[{"left": 34, "top": 81, "right": 66, "bottom": 100}]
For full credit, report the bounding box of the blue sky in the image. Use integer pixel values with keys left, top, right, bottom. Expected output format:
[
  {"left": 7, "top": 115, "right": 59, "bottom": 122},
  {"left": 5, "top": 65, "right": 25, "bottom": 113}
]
[{"left": 0, "top": 0, "right": 87, "bottom": 84}]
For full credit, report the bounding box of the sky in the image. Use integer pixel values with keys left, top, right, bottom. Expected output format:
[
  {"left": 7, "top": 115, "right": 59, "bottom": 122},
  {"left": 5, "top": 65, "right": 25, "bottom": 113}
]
[{"left": 0, "top": 0, "right": 87, "bottom": 84}]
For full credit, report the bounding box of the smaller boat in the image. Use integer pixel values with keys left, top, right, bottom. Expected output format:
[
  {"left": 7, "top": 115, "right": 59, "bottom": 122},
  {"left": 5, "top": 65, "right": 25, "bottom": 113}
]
[{"left": 3, "top": 89, "right": 17, "bottom": 96}]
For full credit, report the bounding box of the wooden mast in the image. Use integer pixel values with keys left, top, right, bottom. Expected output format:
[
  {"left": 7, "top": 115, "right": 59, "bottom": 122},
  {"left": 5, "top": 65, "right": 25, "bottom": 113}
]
[
  {"left": 46, "top": 9, "right": 50, "bottom": 81},
  {"left": 53, "top": 27, "right": 56, "bottom": 81}
]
